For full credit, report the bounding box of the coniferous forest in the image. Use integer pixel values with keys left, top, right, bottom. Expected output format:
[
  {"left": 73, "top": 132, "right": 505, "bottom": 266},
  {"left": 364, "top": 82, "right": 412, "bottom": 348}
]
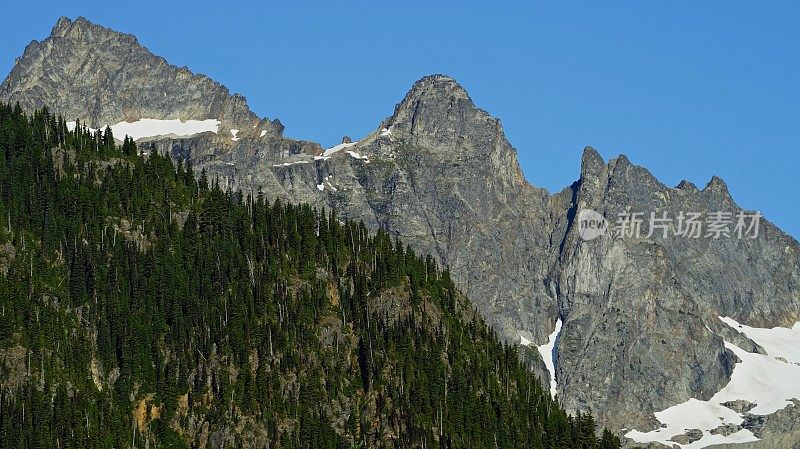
[{"left": 0, "top": 104, "right": 621, "bottom": 448}]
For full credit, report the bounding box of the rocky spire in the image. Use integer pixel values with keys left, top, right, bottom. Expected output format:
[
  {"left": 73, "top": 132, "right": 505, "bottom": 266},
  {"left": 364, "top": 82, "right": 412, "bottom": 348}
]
[
  {"left": 579, "top": 146, "right": 606, "bottom": 181},
  {"left": 50, "top": 16, "right": 74, "bottom": 36}
]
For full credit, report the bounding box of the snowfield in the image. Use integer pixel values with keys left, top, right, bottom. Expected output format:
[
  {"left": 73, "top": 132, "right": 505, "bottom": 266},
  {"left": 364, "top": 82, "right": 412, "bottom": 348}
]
[
  {"left": 67, "top": 118, "right": 221, "bottom": 140},
  {"left": 719, "top": 316, "right": 800, "bottom": 364},
  {"left": 625, "top": 316, "right": 800, "bottom": 448}
]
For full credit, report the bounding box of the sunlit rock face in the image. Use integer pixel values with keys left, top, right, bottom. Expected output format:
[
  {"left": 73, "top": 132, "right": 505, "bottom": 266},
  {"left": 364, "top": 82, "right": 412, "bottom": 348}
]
[{"left": 4, "top": 16, "right": 800, "bottom": 444}]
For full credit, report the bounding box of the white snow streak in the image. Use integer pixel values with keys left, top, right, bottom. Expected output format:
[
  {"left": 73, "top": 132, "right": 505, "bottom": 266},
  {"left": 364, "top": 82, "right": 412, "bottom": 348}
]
[
  {"left": 271, "top": 160, "right": 311, "bottom": 167},
  {"left": 230, "top": 129, "right": 240, "bottom": 141},
  {"left": 625, "top": 316, "right": 800, "bottom": 448},
  {"left": 537, "top": 318, "right": 562, "bottom": 399},
  {"left": 323, "top": 141, "right": 358, "bottom": 157},
  {"left": 345, "top": 150, "right": 370, "bottom": 162}
]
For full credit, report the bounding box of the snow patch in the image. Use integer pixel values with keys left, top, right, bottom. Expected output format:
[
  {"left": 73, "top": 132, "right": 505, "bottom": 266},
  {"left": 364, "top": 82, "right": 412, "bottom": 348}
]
[
  {"left": 230, "top": 129, "right": 240, "bottom": 141},
  {"left": 116, "top": 119, "right": 221, "bottom": 140},
  {"left": 537, "top": 318, "right": 562, "bottom": 399},
  {"left": 271, "top": 160, "right": 311, "bottom": 167},
  {"left": 719, "top": 316, "right": 800, "bottom": 364},
  {"left": 346, "top": 151, "right": 369, "bottom": 162},
  {"left": 321, "top": 141, "right": 371, "bottom": 162},
  {"left": 717, "top": 341, "right": 800, "bottom": 415},
  {"left": 323, "top": 141, "right": 358, "bottom": 157},
  {"left": 67, "top": 118, "right": 221, "bottom": 141},
  {"left": 625, "top": 317, "right": 800, "bottom": 448},
  {"left": 260, "top": 130, "right": 267, "bottom": 137},
  {"left": 66, "top": 121, "right": 85, "bottom": 132},
  {"left": 380, "top": 127, "right": 392, "bottom": 137},
  {"left": 519, "top": 335, "right": 532, "bottom": 346},
  {"left": 317, "top": 175, "right": 336, "bottom": 192}
]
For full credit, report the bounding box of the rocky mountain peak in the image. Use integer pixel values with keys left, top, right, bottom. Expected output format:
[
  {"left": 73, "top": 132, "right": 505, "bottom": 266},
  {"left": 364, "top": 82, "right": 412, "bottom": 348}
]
[
  {"left": 1, "top": 16, "right": 263, "bottom": 136},
  {"left": 381, "top": 74, "right": 496, "bottom": 145},
  {"left": 704, "top": 174, "right": 730, "bottom": 194},
  {"left": 403, "top": 74, "right": 471, "bottom": 103},
  {"left": 50, "top": 16, "right": 75, "bottom": 36},
  {"left": 50, "top": 16, "right": 130, "bottom": 42},
  {"left": 579, "top": 146, "right": 605, "bottom": 179},
  {"left": 676, "top": 179, "right": 700, "bottom": 192},
  {"left": 700, "top": 174, "right": 737, "bottom": 209}
]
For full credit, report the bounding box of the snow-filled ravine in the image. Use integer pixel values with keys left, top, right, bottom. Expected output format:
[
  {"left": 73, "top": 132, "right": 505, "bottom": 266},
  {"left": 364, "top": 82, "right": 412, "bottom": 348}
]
[
  {"left": 66, "top": 118, "right": 221, "bottom": 141},
  {"left": 625, "top": 316, "right": 800, "bottom": 448},
  {"left": 536, "top": 318, "right": 562, "bottom": 399}
]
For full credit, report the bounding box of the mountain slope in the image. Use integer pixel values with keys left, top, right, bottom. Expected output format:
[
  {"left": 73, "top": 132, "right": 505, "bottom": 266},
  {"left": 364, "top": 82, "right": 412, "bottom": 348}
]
[
  {"left": 3, "top": 17, "right": 800, "bottom": 447},
  {"left": 0, "top": 105, "right": 620, "bottom": 448}
]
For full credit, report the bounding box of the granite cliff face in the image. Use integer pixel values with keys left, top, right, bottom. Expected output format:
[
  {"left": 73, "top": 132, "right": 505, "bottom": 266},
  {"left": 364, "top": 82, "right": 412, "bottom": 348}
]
[
  {"left": 553, "top": 149, "right": 800, "bottom": 433},
  {"left": 4, "top": 17, "right": 800, "bottom": 446}
]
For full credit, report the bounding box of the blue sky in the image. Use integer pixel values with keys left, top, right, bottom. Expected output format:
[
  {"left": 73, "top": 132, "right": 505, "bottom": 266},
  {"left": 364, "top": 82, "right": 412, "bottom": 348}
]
[{"left": 3, "top": 1, "right": 799, "bottom": 237}]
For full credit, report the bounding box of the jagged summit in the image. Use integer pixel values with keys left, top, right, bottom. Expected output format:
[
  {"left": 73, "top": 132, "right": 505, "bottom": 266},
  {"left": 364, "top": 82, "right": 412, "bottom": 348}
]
[
  {"left": 704, "top": 174, "right": 730, "bottom": 193},
  {"left": 50, "top": 16, "right": 135, "bottom": 42},
  {"left": 0, "top": 16, "right": 268, "bottom": 137},
  {"left": 385, "top": 75, "right": 466, "bottom": 118},
  {"left": 403, "top": 74, "right": 471, "bottom": 101},
  {"left": 51, "top": 16, "right": 74, "bottom": 35},
  {"left": 579, "top": 146, "right": 605, "bottom": 179},
  {"left": 381, "top": 74, "right": 506, "bottom": 151},
  {"left": 676, "top": 179, "right": 699, "bottom": 191}
]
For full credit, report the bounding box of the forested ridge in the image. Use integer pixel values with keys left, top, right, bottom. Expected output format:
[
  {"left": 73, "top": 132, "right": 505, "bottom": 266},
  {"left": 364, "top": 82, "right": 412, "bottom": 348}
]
[{"left": 0, "top": 103, "right": 620, "bottom": 448}]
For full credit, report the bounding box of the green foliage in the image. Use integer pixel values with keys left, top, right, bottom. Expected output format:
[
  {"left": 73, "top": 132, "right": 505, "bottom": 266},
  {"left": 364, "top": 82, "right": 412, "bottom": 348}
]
[{"left": 0, "top": 104, "right": 620, "bottom": 448}]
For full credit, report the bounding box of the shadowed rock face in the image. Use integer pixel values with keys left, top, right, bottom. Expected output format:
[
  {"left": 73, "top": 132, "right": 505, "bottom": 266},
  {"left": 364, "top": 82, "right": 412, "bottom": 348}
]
[
  {"left": 4, "top": 16, "right": 800, "bottom": 437},
  {"left": 551, "top": 148, "right": 800, "bottom": 430}
]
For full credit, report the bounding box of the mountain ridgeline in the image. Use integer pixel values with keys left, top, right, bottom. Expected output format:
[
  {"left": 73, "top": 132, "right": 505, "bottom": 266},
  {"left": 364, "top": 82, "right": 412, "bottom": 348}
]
[
  {"left": 4, "top": 16, "right": 800, "bottom": 448},
  {"left": 0, "top": 105, "right": 621, "bottom": 448}
]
